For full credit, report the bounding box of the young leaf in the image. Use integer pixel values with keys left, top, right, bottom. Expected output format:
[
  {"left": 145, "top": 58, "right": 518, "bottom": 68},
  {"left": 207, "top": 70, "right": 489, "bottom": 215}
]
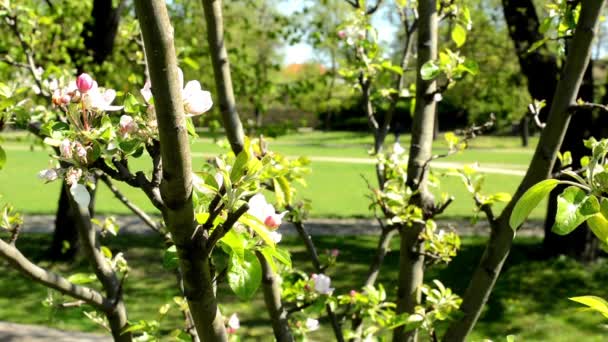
[
  {"left": 451, "top": 24, "right": 467, "bottom": 47},
  {"left": 552, "top": 187, "right": 599, "bottom": 235},
  {"left": 569, "top": 296, "right": 608, "bottom": 318},
  {"left": 227, "top": 250, "right": 262, "bottom": 300},
  {"left": 67, "top": 273, "right": 97, "bottom": 285},
  {"left": 420, "top": 61, "right": 440, "bottom": 80},
  {"left": 510, "top": 179, "right": 560, "bottom": 230},
  {"left": 587, "top": 198, "right": 608, "bottom": 244}
]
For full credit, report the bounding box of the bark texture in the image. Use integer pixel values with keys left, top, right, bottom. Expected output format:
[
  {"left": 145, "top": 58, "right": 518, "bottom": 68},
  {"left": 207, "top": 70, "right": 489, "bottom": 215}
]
[
  {"left": 201, "top": 0, "right": 245, "bottom": 154},
  {"left": 443, "top": 2, "right": 605, "bottom": 340},
  {"left": 134, "top": 1, "right": 228, "bottom": 340},
  {"left": 393, "top": 0, "right": 437, "bottom": 341}
]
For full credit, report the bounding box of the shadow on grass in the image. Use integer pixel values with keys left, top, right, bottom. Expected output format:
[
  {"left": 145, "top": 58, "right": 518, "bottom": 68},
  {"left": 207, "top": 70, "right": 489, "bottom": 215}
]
[{"left": 1, "top": 233, "right": 607, "bottom": 340}]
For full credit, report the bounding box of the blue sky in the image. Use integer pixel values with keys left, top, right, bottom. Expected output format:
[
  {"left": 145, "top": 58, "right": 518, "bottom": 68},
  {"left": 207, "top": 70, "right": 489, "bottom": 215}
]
[{"left": 276, "top": 0, "right": 397, "bottom": 65}]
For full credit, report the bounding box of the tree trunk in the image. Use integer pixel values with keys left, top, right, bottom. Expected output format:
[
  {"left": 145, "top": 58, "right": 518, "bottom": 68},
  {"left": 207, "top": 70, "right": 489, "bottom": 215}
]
[
  {"left": 201, "top": 0, "right": 245, "bottom": 155},
  {"left": 393, "top": 0, "right": 437, "bottom": 341},
  {"left": 544, "top": 60, "right": 597, "bottom": 261},
  {"left": 502, "top": 0, "right": 599, "bottom": 260},
  {"left": 443, "top": 2, "right": 605, "bottom": 339},
  {"left": 520, "top": 116, "right": 529, "bottom": 147},
  {"left": 135, "top": 1, "right": 228, "bottom": 339}
]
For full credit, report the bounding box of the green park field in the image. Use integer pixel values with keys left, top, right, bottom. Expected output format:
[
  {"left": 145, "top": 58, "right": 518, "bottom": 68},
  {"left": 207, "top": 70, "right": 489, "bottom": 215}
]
[
  {"left": 2, "top": 130, "right": 602, "bottom": 341},
  {"left": 0, "top": 130, "right": 542, "bottom": 220}
]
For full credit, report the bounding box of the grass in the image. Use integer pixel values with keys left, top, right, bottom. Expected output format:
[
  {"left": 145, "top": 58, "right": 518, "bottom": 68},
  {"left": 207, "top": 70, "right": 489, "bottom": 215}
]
[
  {"left": 1, "top": 233, "right": 606, "bottom": 341},
  {"left": 0, "top": 130, "right": 544, "bottom": 219}
]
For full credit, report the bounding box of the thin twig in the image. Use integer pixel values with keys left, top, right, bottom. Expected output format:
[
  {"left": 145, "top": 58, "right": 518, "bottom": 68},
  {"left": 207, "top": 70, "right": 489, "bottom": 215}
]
[{"left": 205, "top": 203, "right": 249, "bottom": 254}]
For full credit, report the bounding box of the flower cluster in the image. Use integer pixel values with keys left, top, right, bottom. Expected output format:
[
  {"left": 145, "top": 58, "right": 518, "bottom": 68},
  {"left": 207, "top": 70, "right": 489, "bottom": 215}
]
[
  {"left": 247, "top": 193, "right": 286, "bottom": 243},
  {"left": 337, "top": 25, "right": 366, "bottom": 46}
]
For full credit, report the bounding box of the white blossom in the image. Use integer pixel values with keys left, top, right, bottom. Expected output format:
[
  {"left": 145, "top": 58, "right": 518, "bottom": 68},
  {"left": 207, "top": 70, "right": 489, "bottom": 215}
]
[
  {"left": 83, "top": 83, "right": 123, "bottom": 111},
  {"left": 393, "top": 142, "right": 405, "bottom": 155},
  {"left": 38, "top": 169, "right": 58, "bottom": 182},
  {"left": 227, "top": 313, "right": 240, "bottom": 331},
  {"left": 305, "top": 318, "right": 319, "bottom": 331},
  {"left": 247, "top": 194, "right": 286, "bottom": 230},
  {"left": 311, "top": 274, "right": 334, "bottom": 295},
  {"left": 59, "top": 139, "right": 73, "bottom": 159},
  {"left": 269, "top": 231, "right": 282, "bottom": 244}
]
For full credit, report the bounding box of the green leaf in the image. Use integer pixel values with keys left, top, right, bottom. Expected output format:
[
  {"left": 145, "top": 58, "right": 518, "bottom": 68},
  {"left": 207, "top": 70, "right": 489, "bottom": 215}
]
[
  {"left": 527, "top": 38, "right": 548, "bottom": 53},
  {"left": 552, "top": 187, "right": 599, "bottom": 235},
  {"left": 569, "top": 296, "right": 608, "bottom": 318},
  {"left": 0, "top": 145, "right": 5, "bottom": 170},
  {"left": 273, "top": 178, "right": 285, "bottom": 208},
  {"left": 220, "top": 229, "right": 245, "bottom": 261},
  {"left": 588, "top": 198, "right": 608, "bottom": 244},
  {"left": 123, "top": 93, "right": 139, "bottom": 114},
  {"left": 239, "top": 213, "right": 275, "bottom": 247},
  {"left": 227, "top": 250, "right": 262, "bottom": 300},
  {"left": 510, "top": 179, "right": 560, "bottom": 230},
  {"left": 261, "top": 246, "right": 291, "bottom": 269},
  {"left": 277, "top": 176, "right": 292, "bottom": 206},
  {"left": 230, "top": 149, "right": 250, "bottom": 182},
  {"left": 420, "top": 61, "right": 440, "bottom": 80},
  {"left": 451, "top": 24, "right": 467, "bottom": 47},
  {"left": 67, "top": 273, "right": 97, "bottom": 285}
]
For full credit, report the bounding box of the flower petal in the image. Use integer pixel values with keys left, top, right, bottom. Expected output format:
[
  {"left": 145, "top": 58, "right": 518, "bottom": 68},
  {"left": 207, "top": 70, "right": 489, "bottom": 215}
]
[{"left": 70, "top": 183, "right": 91, "bottom": 209}]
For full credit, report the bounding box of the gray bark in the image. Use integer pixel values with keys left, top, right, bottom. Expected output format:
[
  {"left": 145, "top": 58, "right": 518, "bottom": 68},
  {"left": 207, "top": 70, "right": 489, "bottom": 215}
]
[{"left": 443, "top": 1, "right": 606, "bottom": 340}]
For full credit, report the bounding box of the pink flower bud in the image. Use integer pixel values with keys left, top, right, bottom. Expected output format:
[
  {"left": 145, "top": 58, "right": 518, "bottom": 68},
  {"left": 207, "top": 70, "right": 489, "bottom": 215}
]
[
  {"left": 76, "top": 73, "right": 94, "bottom": 93},
  {"left": 264, "top": 214, "right": 282, "bottom": 230},
  {"left": 119, "top": 115, "right": 137, "bottom": 136},
  {"left": 350, "top": 290, "right": 358, "bottom": 297},
  {"left": 330, "top": 249, "right": 339, "bottom": 257},
  {"left": 338, "top": 30, "right": 347, "bottom": 39},
  {"left": 73, "top": 141, "right": 87, "bottom": 163},
  {"left": 59, "top": 139, "right": 73, "bottom": 159}
]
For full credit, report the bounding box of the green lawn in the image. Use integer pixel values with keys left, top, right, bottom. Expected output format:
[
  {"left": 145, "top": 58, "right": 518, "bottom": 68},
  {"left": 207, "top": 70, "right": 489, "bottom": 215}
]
[
  {"left": 0, "top": 130, "right": 544, "bottom": 219},
  {"left": 1, "top": 233, "right": 605, "bottom": 341}
]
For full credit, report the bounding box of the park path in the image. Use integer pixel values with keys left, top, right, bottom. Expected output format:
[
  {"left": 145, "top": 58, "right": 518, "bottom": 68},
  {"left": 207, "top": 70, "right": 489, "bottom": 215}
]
[
  {"left": 1, "top": 144, "right": 526, "bottom": 176},
  {"left": 191, "top": 152, "right": 528, "bottom": 176}
]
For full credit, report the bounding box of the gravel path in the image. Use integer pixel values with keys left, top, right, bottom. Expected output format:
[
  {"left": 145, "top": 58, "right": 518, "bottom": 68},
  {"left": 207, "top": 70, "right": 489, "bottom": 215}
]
[
  {"left": 1, "top": 215, "right": 543, "bottom": 341},
  {"left": 19, "top": 215, "right": 544, "bottom": 237}
]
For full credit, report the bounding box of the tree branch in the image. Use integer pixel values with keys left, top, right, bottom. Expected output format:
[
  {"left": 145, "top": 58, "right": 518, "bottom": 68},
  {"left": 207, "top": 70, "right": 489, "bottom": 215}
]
[
  {"left": 205, "top": 203, "right": 249, "bottom": 254},
  {"left": 0, "top": 238, "right": 109, "bottom": 311},
  {"left": 201, "top": 0, "right": 245, "bottom": 154},
  {"left": 69, "top": 192, "right": 132, "bottom": 342}
]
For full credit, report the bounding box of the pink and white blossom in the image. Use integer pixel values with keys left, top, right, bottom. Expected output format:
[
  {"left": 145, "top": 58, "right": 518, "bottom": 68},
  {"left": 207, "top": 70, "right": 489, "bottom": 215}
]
[
  {"left": 226, "top": 313, "right": 240, "bottom": 334},
  {"left": 59, "top": 139, "right": 73, "bottom": 159},
  {"left": 183, "top": 80, "right": 213, "bottom": 116},
  {"left": 38, "top": 168, "right": 58, "bottom": 182},
  {"left": 65, "top": 168, "right": 83, "bottom": 185},
  {"left": 73, "top": 141, "right": 88, "bottom": 163},
  {"left": 311, "top": 274, "right": 334, "bottom": 295},
  {"left": 83, "top": 85, "right": 123, "bottom": 112},
  {"left": 247, "top": 194, "right": 286, "bottom": 230},
  {"left": 119, "top": 115, "right": 138, "bottom": 136},
  {"left": 76, "top": 73, "right": 94, "bottom": 93}
]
